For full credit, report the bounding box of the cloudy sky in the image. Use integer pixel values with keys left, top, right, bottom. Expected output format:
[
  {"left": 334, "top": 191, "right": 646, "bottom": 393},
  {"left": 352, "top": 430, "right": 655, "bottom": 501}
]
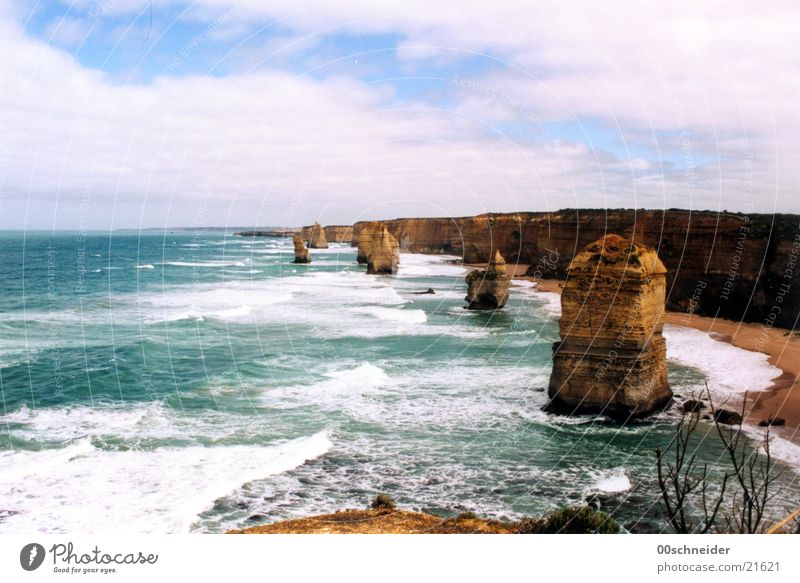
[{"left": 1, "top": 1, "right": 798, "bottom": 229}]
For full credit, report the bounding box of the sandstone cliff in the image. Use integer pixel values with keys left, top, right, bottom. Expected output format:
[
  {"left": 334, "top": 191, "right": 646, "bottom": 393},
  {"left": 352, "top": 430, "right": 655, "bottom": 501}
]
[
  {"left": 292, "top": 235, "right": 310, "bottom": 264},
  {"left": 548, "top": 235, "right": 672, "bottom": 418},
  {"left": 352, "top": 210, "right": 800, "bottom": 328},
  {"left": 465, "top": 250, "right": 511, "bottom": 310},
  {"left": 366, "top": 227, "right": 400, "bottom": 275},
  {"left": 299, "top": 224, "right": 352, "bottom": 244}
]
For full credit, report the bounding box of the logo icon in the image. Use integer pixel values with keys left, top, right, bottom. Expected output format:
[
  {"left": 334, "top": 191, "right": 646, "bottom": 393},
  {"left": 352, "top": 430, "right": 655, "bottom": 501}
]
[{"left": 20, "top": 543, "right": 46, "bottom": 571}]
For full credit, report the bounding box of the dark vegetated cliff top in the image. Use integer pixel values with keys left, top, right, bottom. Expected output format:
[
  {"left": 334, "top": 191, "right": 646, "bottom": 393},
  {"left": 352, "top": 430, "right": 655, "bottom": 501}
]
[{"left": 355, "top": 209, "right": 799, "bottom": 230}]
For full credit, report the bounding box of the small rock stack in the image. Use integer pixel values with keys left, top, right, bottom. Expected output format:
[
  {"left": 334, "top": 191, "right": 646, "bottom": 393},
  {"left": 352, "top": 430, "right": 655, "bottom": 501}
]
[
  {"left": 548, "top": 234, "right": 672, "bottom": 419},
  {"left": 366, "top": 226, "right": 400, "bottom": 274},
  {"left": 464, "top": 250, "right": 511, "bottom": 310},
  {"left": 308, "top": 222, "right": 329, "bottom": 249},
  {"left": 292, "top": 235, "right": 310, "bottom": 264}
]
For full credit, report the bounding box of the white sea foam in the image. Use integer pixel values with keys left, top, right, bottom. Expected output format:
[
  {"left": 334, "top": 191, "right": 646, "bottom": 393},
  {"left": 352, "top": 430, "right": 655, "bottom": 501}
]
[
  {"left": 396, "top": 253, "right": 467, "bottom": 278},
  {"left": 588, "top": 467, "right": 632, "bottom": 494},
  {"left": 161, "top": 260, "right": 248, "bottom": 267},
  {"left": 135, "top": 264, "right": 155, "bottom": 269},
  {"left": 0, "top": 431, "right": 332, "bottom": 534},
  {"left": 262, "top": 363, "right": 390, "bottom": 409},
  {"left": 350, "top": 306, "right": 428, "bottom": 324},
  {"left": 664, "top": 324, "right": 781, "bottom": 394}
]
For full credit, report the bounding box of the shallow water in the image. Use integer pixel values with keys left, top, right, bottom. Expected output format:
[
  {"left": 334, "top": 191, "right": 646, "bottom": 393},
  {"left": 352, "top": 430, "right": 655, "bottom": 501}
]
[{"left": 0, "top": 231, "right": 796, "bottom": 533}]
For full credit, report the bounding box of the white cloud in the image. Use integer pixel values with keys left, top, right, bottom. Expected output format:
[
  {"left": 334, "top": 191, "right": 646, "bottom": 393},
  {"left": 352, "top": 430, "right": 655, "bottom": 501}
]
[{"left": 1, "top": 1, "right": 798, "bottom": 228}]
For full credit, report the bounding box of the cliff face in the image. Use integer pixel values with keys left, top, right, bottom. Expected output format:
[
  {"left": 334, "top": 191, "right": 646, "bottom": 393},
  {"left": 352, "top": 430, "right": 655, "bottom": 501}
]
[
  {"left": 299, "top": 224, "right": 352, "bottom": 244},
  {"left": 548, "top": 235, "right": 672, "bottom": 418},
  {"left": 465, "top": 250, "right": 511, "bottom": 310},
  {"left": 352, "top": 210, "right": 800, "bottom": 328}
]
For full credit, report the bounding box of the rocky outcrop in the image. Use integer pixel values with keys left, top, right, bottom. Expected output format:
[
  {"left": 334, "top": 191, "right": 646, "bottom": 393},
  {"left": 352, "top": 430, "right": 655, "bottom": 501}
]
[
  {"left": 354, "top": 221, "right": 381, "bottom": 264},
  {"left": 307, "top": 222, "right": 329, "bottom": 249},
  {"left": 547, "top": 235, "right": 672, "bottom": 419},
  {"left": 366, "top": 227, "right": 400, "bottom": 274},
  {"left": 352, "top": 210, "right": 800, "bottom": 329},
  {"left": 465, "top": 250, "right": 511, "bottom": 310},
  {"left": 292, "top": 235, "right": 310, "bottom": 264}
]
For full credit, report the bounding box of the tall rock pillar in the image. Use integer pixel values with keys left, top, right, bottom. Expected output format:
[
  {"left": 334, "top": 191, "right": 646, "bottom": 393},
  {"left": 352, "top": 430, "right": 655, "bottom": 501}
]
[
  {"left": 547, "top": 234, "right": 672, "bottom": 418},
  {"left": 292, "top": 235, "right": 311, "bottom": 263},
  {"left": 366, "top": 226, "right": 400, "bottom": 274},
  {"left": 308, "top": 222, "right": 329, "bottom": 249}
]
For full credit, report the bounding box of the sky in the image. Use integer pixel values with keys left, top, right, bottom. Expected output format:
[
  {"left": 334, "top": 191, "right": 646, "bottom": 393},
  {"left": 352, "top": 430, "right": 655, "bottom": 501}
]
[{"left": 1, "top": 0, "right": 798, "bottom": 229}]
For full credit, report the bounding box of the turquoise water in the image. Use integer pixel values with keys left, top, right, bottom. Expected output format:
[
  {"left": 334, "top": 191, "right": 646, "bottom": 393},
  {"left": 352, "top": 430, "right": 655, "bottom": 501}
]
[{"left": 0, "top": 231, "right": 797, "bottom": 533}]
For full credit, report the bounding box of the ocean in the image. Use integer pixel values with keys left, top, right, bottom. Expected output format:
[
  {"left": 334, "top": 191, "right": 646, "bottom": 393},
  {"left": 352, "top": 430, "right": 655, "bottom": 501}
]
[{"left": 0, "top": 231, "right": 797, "bottom": 534}]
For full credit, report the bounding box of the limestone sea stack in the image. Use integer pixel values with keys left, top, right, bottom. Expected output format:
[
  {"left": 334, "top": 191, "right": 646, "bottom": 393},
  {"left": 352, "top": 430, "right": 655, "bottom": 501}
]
[
  {"left": 366, "top": 226, "right": 400, "bottom": 274},
  {"left": 308, "top": 222, "right": 329, "bottom": 249},
  {"left": 355, "top": 221, "right": 381, "bottom": 264},
  {"left": 465, "top": 250, "right": 511, "bottom": 310},
  {"left": 547, "top": 234, "right": 672, "bottom": 419},
  {"left": 292, "top": 235, "right": 310, "bottom": 264}
]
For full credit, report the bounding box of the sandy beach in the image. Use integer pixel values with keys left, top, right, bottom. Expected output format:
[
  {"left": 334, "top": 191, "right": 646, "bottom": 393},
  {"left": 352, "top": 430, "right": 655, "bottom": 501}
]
[{"left": 503, "top": 266, "right": 799, "bottom": 443}]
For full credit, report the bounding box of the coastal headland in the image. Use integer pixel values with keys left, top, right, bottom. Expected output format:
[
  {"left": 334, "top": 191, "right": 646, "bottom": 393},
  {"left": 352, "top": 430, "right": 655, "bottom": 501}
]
[{"left": 238, "top": 209, "right": 800, "bottom": 329}]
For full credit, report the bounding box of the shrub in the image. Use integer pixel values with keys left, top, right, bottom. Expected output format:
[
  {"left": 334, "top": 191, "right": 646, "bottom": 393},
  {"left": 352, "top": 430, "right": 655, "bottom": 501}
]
[
  {"left": 370, "top": 493, "right": 397, "bottom": 511},
  {"left": 517, "top": 506, "right": 621, "bottom": 534},
  {"left": 456, "top": 511, "right": 478, "bottom": 520}
]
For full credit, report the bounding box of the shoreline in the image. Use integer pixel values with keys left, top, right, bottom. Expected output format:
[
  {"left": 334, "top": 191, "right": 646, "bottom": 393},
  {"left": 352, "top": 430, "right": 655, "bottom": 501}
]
[{"left": 501, "top": 267, "right": 799, "bottom": 443}]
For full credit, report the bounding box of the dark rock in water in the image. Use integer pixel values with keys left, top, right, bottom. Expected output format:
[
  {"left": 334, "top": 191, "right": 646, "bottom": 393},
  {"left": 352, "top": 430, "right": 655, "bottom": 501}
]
[
  {"left": 702, "top": 414, "right": 711, "bottom": 420},
  {"left": 714, "top": 409, "right": 743, "bottom": 425},
  {"left": 585, "top": 495, "right": 601, "bottom": 511},
  {"left": 682, "top": 399, "right": 706, "bottom": 413},
  {"left": 410, "top": 288, "right": 435, "bottom": 295},
  {"left": 247, "top": 514, "right": 267, "bottom": 521},
  {"left": 759, "top": 416, "right": 786, "bottom": 427}
]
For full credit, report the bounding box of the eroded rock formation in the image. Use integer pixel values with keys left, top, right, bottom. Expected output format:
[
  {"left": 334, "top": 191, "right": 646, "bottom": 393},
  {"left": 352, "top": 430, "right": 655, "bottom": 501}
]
[
  {"left": 307, "top": 222, "right": 329, "bottom": 249},
  {"left": 351, "top": 210, "right": 800, "bottom": 328},
  {"left": 465, "top": 250, "right": 511, "bottom": 310},
  {"left": 292, "top": 235, "right": 310, "bottom": 264},
  {"left": 366, "top": 226, "right": 400, "bottom": 274},
  {"left": 547, "top": 235, "right": 672, "bottom": 418}
]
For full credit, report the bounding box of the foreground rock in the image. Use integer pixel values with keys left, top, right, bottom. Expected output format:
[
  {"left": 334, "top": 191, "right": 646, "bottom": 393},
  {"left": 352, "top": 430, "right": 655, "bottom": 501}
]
[
  {"left": 465, "top": 250, "right": 511, "bottom": 310},
  {"left": 366, "top": 227, "right": 400, "bottom": 274},
  {"left": 292, "top": 235, "right": 310, "bottom": 264},
  {"left": 229, "top": 509, "right": 515, "bottom": 534},
  {"left": 228, "top": 505, "right": 619, "bottom": 534},
  {"left": 548, "top": 234, "right": 672, "bottom": 419},
  {"left": 307, "top": 222, "right": 328, "bottom": 249}
]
